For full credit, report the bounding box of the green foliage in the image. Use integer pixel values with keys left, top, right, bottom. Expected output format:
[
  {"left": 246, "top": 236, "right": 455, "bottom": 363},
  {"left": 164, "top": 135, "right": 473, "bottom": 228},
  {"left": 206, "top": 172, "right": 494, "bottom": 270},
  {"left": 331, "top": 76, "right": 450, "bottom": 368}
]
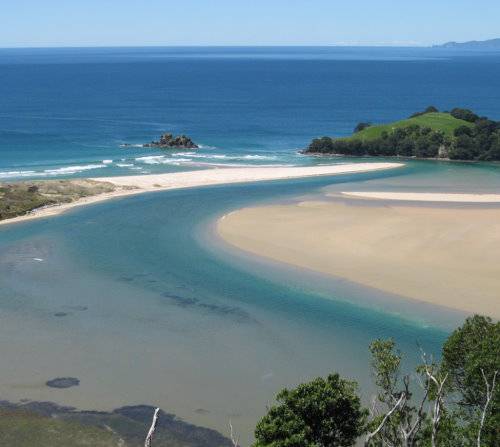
[
  {"left": 0, "top": 179, "right": 118, "bottom": 221},
  {"left": 410, "top": 105, "right": 439, "bottom": 118},
  {"left": 305, "top": 108, "right": 500, "bottom": 161},
  {"left": 450, "top": 108, "right": 480, "bottom": 123},
  {"left": 369, "top": 339, "right": 401, "bottom": 400},
  {"left": 354, "top": 122, "right": 372, "bottom": 133},
  {"left": 441, "top": 315, "right": 500, "bottom": 445},
  {"left": 253, "top": 374, "right": 367, "bottom": 447},
  {"left": 352, "top": 112, "right": 471, "bottom": 140},
  {"left": 306, "top": 125, "right": 448, "bottom": 158},
  {"left": 254, "top": 316, "right": 499, "bottom": 446}
]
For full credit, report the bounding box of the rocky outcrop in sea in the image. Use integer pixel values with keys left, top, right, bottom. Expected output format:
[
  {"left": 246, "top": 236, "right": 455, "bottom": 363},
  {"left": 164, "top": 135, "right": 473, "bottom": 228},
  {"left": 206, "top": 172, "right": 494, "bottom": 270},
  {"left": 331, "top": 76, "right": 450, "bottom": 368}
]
[{"left": 143, "top": 133, "right": 199, "bottom": 149}]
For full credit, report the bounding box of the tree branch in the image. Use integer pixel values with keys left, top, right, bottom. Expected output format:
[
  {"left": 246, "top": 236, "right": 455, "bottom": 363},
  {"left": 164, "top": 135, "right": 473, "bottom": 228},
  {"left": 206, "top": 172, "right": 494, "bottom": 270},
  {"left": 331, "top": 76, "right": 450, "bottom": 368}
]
[
  {"left": 365, "top": 392, "right": 406, "bottom": 446},
  {"left": 145, "top": 407, "right": 160, "bottom": 447},
  {"left": 229, "top": 419, "right": 240, "bottom": 447},
  {"left": 477, "top": 369, "right": 498, "bottom": 447}
]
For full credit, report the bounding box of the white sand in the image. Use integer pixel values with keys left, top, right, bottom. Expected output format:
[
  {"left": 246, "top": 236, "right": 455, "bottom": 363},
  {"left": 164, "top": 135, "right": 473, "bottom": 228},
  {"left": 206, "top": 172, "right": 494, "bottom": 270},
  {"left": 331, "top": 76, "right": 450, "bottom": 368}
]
[
  {"left": 0, "top": 163, "right": 402, "bottom": 226},
  {"left": 341, "top": 191, "right": 500, "bottom": 203}
]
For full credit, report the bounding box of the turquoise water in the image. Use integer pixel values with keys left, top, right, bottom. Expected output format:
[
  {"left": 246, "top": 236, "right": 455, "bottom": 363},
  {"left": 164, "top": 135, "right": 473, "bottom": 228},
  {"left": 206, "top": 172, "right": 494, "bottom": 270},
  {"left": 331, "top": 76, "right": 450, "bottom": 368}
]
[
  {"left": 2, "top": 160, "right": 500, "bottom": 441},
  {"left": 1, "top": 47, "right": 500, "bottom": 442}
]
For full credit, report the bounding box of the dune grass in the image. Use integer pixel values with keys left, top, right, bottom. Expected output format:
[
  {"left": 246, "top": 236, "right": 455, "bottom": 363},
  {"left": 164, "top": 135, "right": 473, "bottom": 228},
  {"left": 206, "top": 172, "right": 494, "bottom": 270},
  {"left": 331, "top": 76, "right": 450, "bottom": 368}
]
[{"left": 0, "top": 179, "right": 125, "bottom": 221}]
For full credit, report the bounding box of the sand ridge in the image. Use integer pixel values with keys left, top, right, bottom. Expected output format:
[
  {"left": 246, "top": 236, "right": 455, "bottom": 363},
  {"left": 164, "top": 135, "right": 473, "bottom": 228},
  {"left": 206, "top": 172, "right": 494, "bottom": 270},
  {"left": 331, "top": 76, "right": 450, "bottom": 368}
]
[{"left": 0, "top": 163, "right": 402, "bottom": 226}]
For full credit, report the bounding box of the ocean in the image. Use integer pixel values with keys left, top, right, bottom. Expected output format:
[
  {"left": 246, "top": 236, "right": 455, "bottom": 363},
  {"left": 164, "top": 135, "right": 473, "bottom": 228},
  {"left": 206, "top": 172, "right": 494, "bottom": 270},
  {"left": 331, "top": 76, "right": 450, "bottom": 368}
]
[
  {"left": 0, "top": 47, "right": 500, "bottom": 442},
  {"left": 1, "top": 46, "right": 499, "bottom": 178}
]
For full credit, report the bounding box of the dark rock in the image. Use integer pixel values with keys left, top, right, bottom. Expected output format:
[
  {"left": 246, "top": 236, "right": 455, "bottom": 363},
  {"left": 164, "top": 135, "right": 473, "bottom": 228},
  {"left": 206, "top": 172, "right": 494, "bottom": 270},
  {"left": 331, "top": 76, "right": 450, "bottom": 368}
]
[
  {"left": 46, "top": 377, "right": 80, "bottom": 389},
  {"left": 143, "top": 133, "right": 199, "bottom": 149}
]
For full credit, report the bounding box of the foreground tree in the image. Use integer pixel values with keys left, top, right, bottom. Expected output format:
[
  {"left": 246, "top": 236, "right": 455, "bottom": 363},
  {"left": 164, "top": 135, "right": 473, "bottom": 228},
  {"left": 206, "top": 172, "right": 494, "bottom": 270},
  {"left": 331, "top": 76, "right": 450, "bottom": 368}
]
[
  {"left": 253, "top": 373, "right": 367, "bottom": 447},
  {"left": 364, "top": 339, "right": 449, "bottom": 447},
  {"left": 252, "top": 315, "right": 498, "bottom": 447},
  {"left": 441, "top": 315, "right": 499, "bottom": 446}
]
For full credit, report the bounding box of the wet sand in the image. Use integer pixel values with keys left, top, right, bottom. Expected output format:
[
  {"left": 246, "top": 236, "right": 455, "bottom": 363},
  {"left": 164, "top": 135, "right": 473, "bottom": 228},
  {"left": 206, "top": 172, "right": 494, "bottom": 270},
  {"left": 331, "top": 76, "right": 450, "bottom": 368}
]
[{"left": 218, "top": 198, "right": 500, "bottom": 318}]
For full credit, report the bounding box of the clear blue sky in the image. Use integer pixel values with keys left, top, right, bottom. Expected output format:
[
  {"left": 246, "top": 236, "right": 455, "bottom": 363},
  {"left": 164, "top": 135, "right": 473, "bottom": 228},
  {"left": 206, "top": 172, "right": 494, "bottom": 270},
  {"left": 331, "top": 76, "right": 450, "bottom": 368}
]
[{"left": 2, "top": 0, "right": 499, "bottom": 47}]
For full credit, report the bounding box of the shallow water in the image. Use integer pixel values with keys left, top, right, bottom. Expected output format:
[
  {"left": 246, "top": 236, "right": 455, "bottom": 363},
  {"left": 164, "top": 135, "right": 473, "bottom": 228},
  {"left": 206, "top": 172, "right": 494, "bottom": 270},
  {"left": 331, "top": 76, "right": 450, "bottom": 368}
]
[{"left": 2, "top": 161, "right": 499, "bottom": 441}]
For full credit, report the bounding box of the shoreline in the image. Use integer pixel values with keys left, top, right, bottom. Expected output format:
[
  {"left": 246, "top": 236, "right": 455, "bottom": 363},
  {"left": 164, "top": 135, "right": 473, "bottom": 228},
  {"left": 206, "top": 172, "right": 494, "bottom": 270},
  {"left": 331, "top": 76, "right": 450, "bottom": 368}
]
[
  {"left": 217, "top": 196, "right": 500, "bottom": 318},
  {"left": 341, "top": 191, "right": 500, "bottom": 203},
  {"left": 0, "top": 163, "right": 402, "bottom": 227}
]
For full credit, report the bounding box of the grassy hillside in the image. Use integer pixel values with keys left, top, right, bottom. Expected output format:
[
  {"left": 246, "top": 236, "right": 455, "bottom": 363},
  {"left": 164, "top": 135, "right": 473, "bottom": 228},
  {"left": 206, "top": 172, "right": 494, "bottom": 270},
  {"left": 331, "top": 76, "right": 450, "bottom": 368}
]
[
  {"left": 305, "top": 107, "right": 500, "bottom": 160},
  {"left": 350, "top": 112, "right": 473, "bottom": 140}
]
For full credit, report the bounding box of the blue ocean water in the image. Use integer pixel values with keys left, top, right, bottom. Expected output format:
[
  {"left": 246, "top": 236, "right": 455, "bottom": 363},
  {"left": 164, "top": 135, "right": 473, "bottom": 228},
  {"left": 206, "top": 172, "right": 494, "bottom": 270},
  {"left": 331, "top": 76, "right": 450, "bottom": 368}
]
[
  {"left": 1, "top": 46, "right": 499, "bottom": 178},
  {"left": 1, "top": 47, "right": 500, "bottom": 442}
]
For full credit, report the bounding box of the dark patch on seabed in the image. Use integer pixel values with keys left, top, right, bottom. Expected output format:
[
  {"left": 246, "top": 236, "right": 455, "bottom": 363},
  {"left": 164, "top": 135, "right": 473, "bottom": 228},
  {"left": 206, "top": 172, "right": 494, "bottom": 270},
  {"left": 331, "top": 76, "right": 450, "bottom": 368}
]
[
  {"left": 161, "top": 291, "right": 256, "bottom": 323},
  {"left": 46, "top": 377, "right": 80, "bottom": 388},
  {"left": 0, "top": 400, "right": 232, "bottom": 447}
]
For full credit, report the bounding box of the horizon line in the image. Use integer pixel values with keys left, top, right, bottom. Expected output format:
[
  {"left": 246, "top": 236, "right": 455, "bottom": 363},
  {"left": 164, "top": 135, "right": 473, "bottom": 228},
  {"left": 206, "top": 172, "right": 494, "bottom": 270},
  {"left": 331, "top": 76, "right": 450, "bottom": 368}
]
[{"left": 0, "top": 43, "right": 435, "bottom": 50}]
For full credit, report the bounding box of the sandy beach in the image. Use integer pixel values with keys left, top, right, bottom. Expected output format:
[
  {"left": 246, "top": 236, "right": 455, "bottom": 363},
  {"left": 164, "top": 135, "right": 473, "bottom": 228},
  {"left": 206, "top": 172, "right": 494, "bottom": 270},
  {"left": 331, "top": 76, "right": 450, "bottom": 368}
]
[
  {"left": 341, "top": 191, "right": 500, "bottom": 203},
  {"left": 0, "top": 163, "right": 401, "bottom": 226},
  {"left": 218, "top": 196, "right": 500, "bottom": 318}
]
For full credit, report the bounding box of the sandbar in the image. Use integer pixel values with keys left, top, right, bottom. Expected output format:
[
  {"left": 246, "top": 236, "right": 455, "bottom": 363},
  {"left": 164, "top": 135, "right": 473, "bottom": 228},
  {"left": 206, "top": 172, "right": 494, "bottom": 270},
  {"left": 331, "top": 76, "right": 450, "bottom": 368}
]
[
  {"left": 341, "top": 191, "right": 500, "bottom": 203},
  {"left": 0, "top": 163, "right": 401, "bottom": 226},
  {"left": 218, "top": 199, "right": 500, "bottom": 318}
]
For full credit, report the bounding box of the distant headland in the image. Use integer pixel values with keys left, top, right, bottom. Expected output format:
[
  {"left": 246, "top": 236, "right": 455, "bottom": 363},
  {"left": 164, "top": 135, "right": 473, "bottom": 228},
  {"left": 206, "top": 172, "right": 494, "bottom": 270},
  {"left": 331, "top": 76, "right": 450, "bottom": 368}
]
[
  {"left": 304, "top": 107, "right": 500, "bottom": 161},
  {"left": 432, "top": 38, "right": 500, "bottom": 50}
]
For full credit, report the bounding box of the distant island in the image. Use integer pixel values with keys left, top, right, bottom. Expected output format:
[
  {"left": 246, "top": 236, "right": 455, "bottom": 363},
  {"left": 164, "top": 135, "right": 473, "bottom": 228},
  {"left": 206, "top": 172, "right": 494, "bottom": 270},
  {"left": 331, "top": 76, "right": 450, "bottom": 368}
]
[
  {"left": 433, "top": 38, "right": 500, "bottom": 50},
  {"left": 143, "top": 133, "right": 199, "bottom": 149},
  {"left": 304, "top": 107, "right": 500, "bottom": 161}
]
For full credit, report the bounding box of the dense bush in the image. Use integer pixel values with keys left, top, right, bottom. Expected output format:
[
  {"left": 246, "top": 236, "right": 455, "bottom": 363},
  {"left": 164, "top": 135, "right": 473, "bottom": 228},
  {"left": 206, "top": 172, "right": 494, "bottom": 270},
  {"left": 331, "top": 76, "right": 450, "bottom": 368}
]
[
  {"left": 306, "top": 125, "right": 448, "bottom": 159},
  {"left": 254, "top": 374, "right": 367, "bottom": 447},
  {"left": 450, "top": 108, "right": 480, "bottom": 123},
  {"left": 354, "top": 122, "right": 371, "bottom": 133},
  {"left": 410, "top": 105, "right": 439, "bottom": 118}
]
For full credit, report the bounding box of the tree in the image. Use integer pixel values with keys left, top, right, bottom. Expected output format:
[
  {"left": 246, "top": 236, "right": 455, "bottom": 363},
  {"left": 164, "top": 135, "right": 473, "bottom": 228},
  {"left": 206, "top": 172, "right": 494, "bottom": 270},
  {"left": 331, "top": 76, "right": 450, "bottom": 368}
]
[
  {"left": 450, "top": 108, "right": 479, "bottom": 123},
  {"left": 253, "top": 374, "right": 367, "bottom": 447},
  {"left": 354, "top": 122, "right": 372, "bottom": 133},
  {"left": 441, "top": 315, "right": 500, "bottom": 446}
]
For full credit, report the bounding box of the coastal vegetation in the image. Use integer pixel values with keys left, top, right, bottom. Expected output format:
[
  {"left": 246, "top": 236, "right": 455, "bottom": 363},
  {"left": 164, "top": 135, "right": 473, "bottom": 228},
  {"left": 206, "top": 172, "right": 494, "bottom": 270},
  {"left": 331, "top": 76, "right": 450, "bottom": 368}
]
[
  {"left": 253, "top": 315, "right": 499, "bottom": 447},
  {"left": 305, "top": 107, "right": 500, "bottom": 161},
  {"left": 0, "top": 403, "right": 231, "bottom": 447},
  {"left": 0, "top": 179, "right": 128, "bottom": 221}
]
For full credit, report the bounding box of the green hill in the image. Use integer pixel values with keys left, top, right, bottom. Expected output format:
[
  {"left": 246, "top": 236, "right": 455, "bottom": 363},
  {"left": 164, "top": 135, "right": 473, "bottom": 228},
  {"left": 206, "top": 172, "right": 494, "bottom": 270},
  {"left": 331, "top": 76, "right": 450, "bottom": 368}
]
[
  {"left": 305, "top": 107, "right": 500, "bottom": 161},
  {"left": 350, "top": 112, "right": 472, "bottom": 140}
]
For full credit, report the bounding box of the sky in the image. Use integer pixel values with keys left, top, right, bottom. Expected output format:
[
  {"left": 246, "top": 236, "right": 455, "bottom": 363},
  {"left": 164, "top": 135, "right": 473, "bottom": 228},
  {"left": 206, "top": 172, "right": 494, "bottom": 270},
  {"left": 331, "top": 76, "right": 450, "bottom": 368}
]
[{"left": 1, "top": 0, "right": 499, "bottom": 48}]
